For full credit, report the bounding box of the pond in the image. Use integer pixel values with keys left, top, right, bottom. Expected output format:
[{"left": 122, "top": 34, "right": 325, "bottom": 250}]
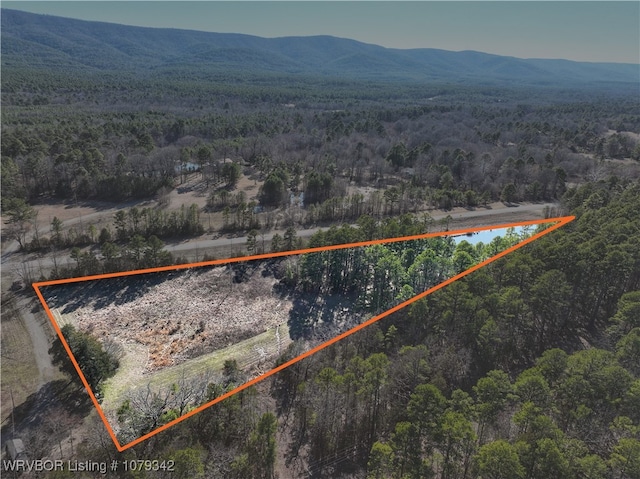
[{"left": 451, "top": 226, "right": 527, "bottom": 245}]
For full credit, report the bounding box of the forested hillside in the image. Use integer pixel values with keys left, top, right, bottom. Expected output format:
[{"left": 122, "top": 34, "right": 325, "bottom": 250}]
[{"left": 2, "top": 9, "right": 638, "bottom": 87}]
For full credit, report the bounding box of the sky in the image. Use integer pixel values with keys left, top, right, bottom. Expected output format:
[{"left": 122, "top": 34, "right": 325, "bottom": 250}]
[{"left": 4, "top": 1, "right": 639, "bottom": 64}]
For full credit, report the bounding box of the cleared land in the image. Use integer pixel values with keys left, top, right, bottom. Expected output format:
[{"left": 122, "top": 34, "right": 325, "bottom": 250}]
[
  {"left": 44, "top": 263, "right": 292, "bottom": 372},
  {"left": 41, "top": 261, "right": 311, "bottom": 425},
  {"left": 39, "top": 253, "right": 370, "bottom": 433}
]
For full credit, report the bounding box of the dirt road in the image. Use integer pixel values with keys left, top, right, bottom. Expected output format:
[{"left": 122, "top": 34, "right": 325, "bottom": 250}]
[
  {"left": 2, "top": 202, "right": 557, "bottom": 275},
  {"left": 433, "top": 202, "right": 555, "bottom": 222},
  {"left": 16, "top": 295, "right": 58, "bottom": 386},
  {"left": 162, "top": 202, "right": 556, "bottom": 252}
]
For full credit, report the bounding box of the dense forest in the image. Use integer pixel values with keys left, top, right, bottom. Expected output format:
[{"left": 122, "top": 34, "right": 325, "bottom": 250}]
[
  {"left": 3, "top": 75, "right": 639, "bottom": 209},
  {"left": 2, "top": 8, "right": 640, "bottom": 479}
]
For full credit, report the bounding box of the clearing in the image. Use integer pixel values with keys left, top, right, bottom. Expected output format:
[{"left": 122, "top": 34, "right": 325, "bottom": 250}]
[
  {"left": 38, "top": 249, "right": 373, "bottom": 437},
  {"left": 40, "top": 261, "right": 305, "bottom": 419},
  {"left": 43, "top": 263, "right": 292, "bottom": 372}
]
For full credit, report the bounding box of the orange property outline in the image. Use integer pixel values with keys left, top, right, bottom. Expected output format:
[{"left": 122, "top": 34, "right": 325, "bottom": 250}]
[{"left": 32, "top": 216, "right": 574, "bottom": 451}]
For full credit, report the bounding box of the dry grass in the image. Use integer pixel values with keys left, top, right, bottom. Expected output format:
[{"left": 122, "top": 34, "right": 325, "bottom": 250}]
[{"left": 100, "top": 323, "right": 291, "bottom": 412}]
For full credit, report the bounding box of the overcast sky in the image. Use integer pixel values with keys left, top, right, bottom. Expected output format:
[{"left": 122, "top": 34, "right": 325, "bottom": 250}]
[{"left": 4, "top": 1, "right": 639, "bottom": 64}]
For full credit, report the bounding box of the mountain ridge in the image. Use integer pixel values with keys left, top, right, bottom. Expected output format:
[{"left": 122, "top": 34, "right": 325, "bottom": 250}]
[{"left": 2, "top": 8, "right": 638, "bottom": 87}]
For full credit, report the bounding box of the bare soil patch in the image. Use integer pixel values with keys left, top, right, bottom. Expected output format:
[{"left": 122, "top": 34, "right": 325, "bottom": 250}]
[
  {"left": 605, "top": 129, "right": 640, "bottom": 141},
  {"left": 27, "top": 198, "right": 153, "bottom": 233},
  {"left": 236, "top": 172, "right": 262, "bottom": 201},
  {"left": 171, "top": 171, "right": 263, "bottom": 208},
  {"left": 168, "top": 174, "right": 210, "bottom": 210}
]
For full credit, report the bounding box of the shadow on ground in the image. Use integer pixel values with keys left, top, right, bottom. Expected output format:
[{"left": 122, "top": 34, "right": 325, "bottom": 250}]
[
  {"left": 39, "top": 270, "right": 186, "bottom": 314},
  {"left": 283, "top": 289, "right": 361, "bottom": 342},
  {"left": 1, "top": 378, "right": 93, "bottom": 442}
]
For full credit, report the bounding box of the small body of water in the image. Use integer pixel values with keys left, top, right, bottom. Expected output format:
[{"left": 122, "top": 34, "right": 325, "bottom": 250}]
[{"left": 451, "top": 226, "right": 525, "bottom": 245}]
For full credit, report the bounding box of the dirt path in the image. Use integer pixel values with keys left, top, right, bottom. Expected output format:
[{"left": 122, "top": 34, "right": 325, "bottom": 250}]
[
  {"left": 432, "top": 202, "right": 553, "bottom": 221},
  {"left": 15, "top": 296, "right": 58, "bottom": 387}
]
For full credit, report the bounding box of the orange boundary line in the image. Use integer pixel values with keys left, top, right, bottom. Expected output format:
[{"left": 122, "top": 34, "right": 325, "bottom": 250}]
[{"left": 32, "top": 216, "right": 574, "bottom": 451}]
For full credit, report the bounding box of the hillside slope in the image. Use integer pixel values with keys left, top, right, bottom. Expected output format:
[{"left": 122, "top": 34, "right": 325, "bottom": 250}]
[{"left": 2, "top": 8, "right": 638, "bottom": 87}]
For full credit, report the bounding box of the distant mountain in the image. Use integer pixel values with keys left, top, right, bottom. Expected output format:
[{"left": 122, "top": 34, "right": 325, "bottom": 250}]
[{"left": 2, "top": 8, "right": 638, "bottom": 87}]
